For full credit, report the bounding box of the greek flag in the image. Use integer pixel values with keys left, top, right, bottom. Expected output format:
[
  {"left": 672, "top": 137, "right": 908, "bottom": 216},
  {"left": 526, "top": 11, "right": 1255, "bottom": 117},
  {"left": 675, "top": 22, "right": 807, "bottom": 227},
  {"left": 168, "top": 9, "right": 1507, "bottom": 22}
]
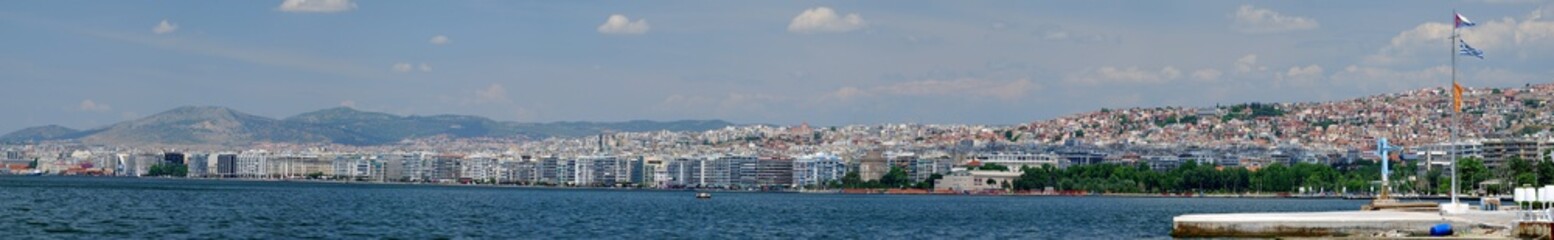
[
  {"left": 1459, "top": 39, "right": 1484, "bottom": 59},
  {"left": 1456, "top": 13, "right": 1476, "bottom": 28}
]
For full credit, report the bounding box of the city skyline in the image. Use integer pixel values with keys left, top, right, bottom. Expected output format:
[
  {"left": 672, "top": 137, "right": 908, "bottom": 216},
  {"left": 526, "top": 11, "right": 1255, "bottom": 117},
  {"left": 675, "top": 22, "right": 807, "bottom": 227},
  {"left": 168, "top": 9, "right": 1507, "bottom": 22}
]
[{"left": 4, "top": 0, "right": 1553, "bottom": 133}]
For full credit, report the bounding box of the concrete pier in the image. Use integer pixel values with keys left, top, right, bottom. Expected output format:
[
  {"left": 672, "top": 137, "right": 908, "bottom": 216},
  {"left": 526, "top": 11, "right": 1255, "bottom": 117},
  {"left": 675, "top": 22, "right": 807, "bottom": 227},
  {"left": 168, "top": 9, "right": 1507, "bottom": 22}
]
[{"left": 1171, "top": 211, "right": 1514, "bottom": 238}]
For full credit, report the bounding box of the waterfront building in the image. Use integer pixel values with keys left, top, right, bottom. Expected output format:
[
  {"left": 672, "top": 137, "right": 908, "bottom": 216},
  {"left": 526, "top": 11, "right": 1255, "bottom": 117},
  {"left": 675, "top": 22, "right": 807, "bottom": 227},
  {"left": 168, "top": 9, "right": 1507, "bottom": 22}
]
[
  {"left": 163, "top": 152, "right": 185, "bottom": 165},
  {"left": 666, "top": 157, "right": 708, "bottom": 187},
  {"left": 461, "top": 154, "right": 500, "bottom": 182},
  {"left": 133, "top": 153, "right": 159, "bottom": 176},
  {"left": 503, "top": 159, "right": 538, "bottom": 183},
  {"left": 630, "top": 156, "right": 647, "bottom": 185},
  {"left": 1145, "top": 155, "right": 1182, "bottom": 171},
  {"left": 539, "top": 156, "right": 564, "bottom": 184},
  {"left": 793, "top": 153, "right": 845, "bottom": 188},
  {"left": 858, "top": 150, "right": 887, "bottom": 182},
  {"left": 380, "top": 153, "right": 404, "bottom": 181},
  {"left": 1058, "top": 149, "right": 1106, "bottom": 165},
  {"left": 582, "top": 155, "right": 628, "bottom": 186},
  {"left": 431, "top": 154, "right": 462, "bottom": 182},
  {"left": 971, "top": 152, "right": 1066, "bottom": 170},
  {"left": 755, "top": 157, "right": 793, "bottom": 188},
  {"left": 216, "top": 153, "right": 237, "bottom": 178},
  {"left": 269, "top": 154, "right": 329, "bottom": 178},
  {"left": 703, "top": 155, "right": 758, "bottom": 188},
  {"left": 1480, "top": 138, "right": 1551, "bottom": 168},
  {"left": 910, "top": 155, "right": 955, "bottom": 183},
  {"left": 186, "top": 153, "right": 209, "bottom": 176},
  {"left": 332, "top": 154, "right": 375, "bottom": 179},
  {"left": 935, "top": 169, "right": 1022, "bottom": 192},
  {"left": 401, "top": 152, "right": 435, "bottom": 182},
  {"left": 647, "top": 157, "right": 669, "bottom": 188},
  {"left": 4, "top": 150, "right": 20, "bottom": 160}
]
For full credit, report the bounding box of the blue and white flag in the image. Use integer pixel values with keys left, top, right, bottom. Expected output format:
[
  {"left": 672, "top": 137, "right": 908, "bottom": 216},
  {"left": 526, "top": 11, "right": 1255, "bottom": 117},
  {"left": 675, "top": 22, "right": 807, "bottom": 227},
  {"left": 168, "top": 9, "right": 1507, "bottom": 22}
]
[
  {"left": 1459, "top": 39, "right": 1484, "bottom": 59},
  {"left": 1456, "top": 13, "right": 1476, "bottom": 28}
]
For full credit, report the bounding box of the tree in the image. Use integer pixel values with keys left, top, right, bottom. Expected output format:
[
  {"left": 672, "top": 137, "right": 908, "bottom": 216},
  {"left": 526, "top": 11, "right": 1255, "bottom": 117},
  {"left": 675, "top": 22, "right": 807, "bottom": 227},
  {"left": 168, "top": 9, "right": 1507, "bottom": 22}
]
[
  {"left": 1505, "top": 157, "right": 1536, "bottom": 187},
  {"left": 146, "top": 163, "right": 188, "bottom": 177},
  {"left": 1542, "top": 150, "right": 1554, "bottom": 186},
  {"left": 306, "top": 171, "right": 325, "bottom": 179},
  {"left": 1458, "top": 157, "right": 1491, "bottom": 194},
  {"left": 841, "top": 171, "right": 863, "bottom": 188},
  {"left": 975, "top": 163, "right": 1010, "bottom": 171},
  {"left": 879, "top": 166, "right": 911, "bottom": 188},
  {"left": 916, "top": 173, "right": 944, "bottom": 189}
]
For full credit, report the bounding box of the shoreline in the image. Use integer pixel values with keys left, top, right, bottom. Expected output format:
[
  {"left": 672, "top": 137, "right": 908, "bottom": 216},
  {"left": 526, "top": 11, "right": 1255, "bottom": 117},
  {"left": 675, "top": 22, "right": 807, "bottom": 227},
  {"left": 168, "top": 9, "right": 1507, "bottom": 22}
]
[{"left": 5, "top": 175, "right": 1464, "bottom": 200}]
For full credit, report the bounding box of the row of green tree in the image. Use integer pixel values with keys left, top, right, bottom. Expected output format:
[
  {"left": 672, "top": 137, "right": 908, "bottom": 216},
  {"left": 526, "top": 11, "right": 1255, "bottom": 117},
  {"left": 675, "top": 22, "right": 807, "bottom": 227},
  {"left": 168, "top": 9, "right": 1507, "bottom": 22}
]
[
  {"left": 146, "top": 163, "right": 188, "bottom": 177},
  {"left": 831, "top": 150, "right": 1553, "bottom": 195}
]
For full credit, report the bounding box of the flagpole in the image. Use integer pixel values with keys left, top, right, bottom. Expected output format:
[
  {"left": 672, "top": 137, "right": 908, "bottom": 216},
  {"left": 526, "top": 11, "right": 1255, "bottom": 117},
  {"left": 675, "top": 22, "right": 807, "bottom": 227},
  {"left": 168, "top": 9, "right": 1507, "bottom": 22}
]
[{"left": 1449, "top": 10, "right": 1460, "bottom": 207}]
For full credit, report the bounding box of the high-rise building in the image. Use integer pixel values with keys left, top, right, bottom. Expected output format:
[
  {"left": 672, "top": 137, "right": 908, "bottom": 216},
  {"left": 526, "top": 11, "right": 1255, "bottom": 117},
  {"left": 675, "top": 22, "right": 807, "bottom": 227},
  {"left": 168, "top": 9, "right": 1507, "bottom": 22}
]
[
  {"left": 630, "top": 156, "right": 647, "bottom": 185},
  {"left": 794, "top": 153, "right": 845, "bottom": 188},
  {"left": 216, "top": 153, "right": 237, "bottom": 178},
  {"left": 431, "top": 154, "right": 462, "bottom": 181},
  {"left": 461, "top": 155, "right": 500, "bottom": 182},
  {"left": 756, "top": 157, "right": 793, "bottom": 187},
  {"left": 186, "top": 153, "right": 209, "bottom": 176},
  {"left": 163, "top": 152, "right": 185, "bottom": 165},
  {"left": 380, "top": 153, "right": 405, "bottom": 181},
  {"left": 858, "top": 150, "right": 887, "bottom": 182},
  {"left": 237, "top": 150, "right": 268, "bottom": 178}
]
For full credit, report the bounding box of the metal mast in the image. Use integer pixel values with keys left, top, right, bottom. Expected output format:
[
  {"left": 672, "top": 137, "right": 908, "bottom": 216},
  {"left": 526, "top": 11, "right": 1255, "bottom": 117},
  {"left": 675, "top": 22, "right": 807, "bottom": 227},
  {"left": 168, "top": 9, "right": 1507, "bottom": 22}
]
[{"left": 1449, "top": 10, "right": 1461, "bottom": 207}]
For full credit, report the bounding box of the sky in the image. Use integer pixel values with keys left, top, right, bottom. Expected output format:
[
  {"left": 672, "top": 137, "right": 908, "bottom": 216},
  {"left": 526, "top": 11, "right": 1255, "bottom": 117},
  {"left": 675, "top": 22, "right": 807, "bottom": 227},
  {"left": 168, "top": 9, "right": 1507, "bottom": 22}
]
[{"left": 3, "top": 0, "right": 1554, "bottom": 133}]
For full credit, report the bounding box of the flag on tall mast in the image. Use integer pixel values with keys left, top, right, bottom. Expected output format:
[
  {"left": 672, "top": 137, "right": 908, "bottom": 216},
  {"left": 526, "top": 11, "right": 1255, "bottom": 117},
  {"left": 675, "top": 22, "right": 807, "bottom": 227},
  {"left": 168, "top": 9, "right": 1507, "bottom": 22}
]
[
  {"left": 1448, "top": 12, "right": 1473, "bottom": 28},
  {"left": 1453, "top": 83, "right": 1465, "bottom": 112},
  {"left": 1459, "top": 39, "right": 1485, "bottom": 59},
  {"left": 1456, "top": 12, "right": 1476, "bottom": 28}
]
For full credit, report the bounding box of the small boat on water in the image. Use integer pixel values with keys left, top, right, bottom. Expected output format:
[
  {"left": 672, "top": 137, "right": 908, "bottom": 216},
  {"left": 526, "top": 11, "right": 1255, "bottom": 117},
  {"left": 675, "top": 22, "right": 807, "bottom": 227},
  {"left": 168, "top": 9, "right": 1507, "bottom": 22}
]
[{"left": 695, "top": 192, "right": 711, "bottom": 199}]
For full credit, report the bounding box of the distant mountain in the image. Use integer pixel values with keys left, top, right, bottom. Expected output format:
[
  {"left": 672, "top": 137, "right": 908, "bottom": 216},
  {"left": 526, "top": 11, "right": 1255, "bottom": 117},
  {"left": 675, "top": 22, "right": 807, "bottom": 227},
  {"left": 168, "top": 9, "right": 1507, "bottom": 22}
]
[
  {"left": 78, "top": 106, "right": 340, "bottom": 146},
  {"left": 508, "top": 120, "right": 734, "bottom": 137},
  {"left": 1, "top": 106, "right": 736, "bottom": 146},
  {"left": 0, "top": 125, "right": 83, "bottom": 142},
  {"left": 286, "top": 107, "right": 523, "bottom": 144}
]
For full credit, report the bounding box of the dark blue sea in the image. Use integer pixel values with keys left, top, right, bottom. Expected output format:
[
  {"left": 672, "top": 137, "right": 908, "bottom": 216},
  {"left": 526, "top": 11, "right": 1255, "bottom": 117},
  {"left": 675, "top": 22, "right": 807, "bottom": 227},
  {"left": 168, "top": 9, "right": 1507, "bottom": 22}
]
[{"left": 0, "top": 176, "right": 1366, "bottom": 239}]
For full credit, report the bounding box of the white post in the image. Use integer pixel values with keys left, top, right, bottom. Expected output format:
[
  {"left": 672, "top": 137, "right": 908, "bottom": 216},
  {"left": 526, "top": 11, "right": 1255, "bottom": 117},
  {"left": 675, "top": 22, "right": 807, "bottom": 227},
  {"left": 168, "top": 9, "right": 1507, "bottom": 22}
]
[{"left": 1449, "top": 10, "right": 1461, "bottom": 208}]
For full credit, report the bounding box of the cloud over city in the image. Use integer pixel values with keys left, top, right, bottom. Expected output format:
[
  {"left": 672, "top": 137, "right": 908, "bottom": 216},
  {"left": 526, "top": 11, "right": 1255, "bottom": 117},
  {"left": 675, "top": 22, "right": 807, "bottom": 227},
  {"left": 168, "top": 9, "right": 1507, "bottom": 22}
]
[
  {"left": 1230, "top": 5, "right": 1319, "bottom": 33},
  {"left": 788, "top": 7, "right": 866, "bottom": 34},
  {"left": 278, "top": 0, "right": 357, "bottom": 13},
  {"left": 598, "top": 14, "right": 650, "bottom": 35}
]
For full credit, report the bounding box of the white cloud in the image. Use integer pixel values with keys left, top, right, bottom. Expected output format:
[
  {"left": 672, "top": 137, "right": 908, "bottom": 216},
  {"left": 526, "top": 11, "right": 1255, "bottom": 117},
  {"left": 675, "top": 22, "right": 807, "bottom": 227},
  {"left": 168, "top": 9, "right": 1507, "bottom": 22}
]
[
  {"left": 1276, "top": 64, "right": 1325, "bottom": 86},
  {"left": 392, "top": 62, "right": 431, "bottom": 73},
  {"left": 152, "top": 20, "right": 177, "bottom": 34},
  {"left": 78, "top": 99, "right": 111, "bottom": 112},
  {"left": 391, "top": 63, "right": 413, "bottom": 73},
  {"left": 471, "top": 83, "right": 510, "bottom": 105},
  {"left": 1235, "top": 54, "right": 1259, "bottom": 73},
  {"left": 1330, "top": 65, "right": 1451, "bottom": 91},
  {"left": 1192, "top": 68, "right": 1223, "bottom": 81},
  {"left": 1367, "top": 9, "right": 1554, "bottom": 66},
  {"left": 597, "top": 14, "right": 650, "bottom": 35},
  {"left": 70, "top": 25, "right": 380, "bottom": 78},
  {"left": 788, "top": 7, "right": 866, "bottom": 34},
  {"left": 339, "top": 100, "right": 357, "bottom": 108},
  {"left": 828, "top": 78, "right": 1039, "bottom": 102},
  {"left": 1473, "top": 0, "right": 1548, "bottom": 4},
  {"left": 1066, "top": 66, "right": 1183, "bottom": 85},
  {"left": 278, "top": 0, "right": 357, "bottom": 13},
  {"left": 1231, "top": 5, "right": 1319, "bottom": 33},
  {"left": 655, "top": 93, "right": 789, "bottom": 118},
  {"left": 429, "top": 35, "right": 450, "bottom": 45}
]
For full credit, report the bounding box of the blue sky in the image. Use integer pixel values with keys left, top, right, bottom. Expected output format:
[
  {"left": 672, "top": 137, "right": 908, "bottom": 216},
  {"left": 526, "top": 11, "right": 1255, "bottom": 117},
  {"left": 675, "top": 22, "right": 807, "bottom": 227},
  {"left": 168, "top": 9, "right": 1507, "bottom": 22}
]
[{"left": 3, "top": 0, "right": 1553, "bottom": 132}]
